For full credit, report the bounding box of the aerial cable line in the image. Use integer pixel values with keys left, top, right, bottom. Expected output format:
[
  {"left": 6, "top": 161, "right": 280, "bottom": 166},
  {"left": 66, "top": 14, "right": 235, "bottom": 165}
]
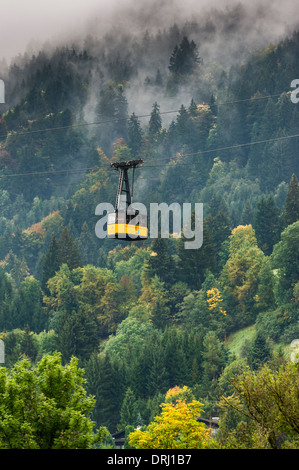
[
  {"left": 141, "top": 132, "right": 299, "bottom": 166},
  {"left": 0, "top": 90, "right": 291, "bottom": 140},
  {"left": 1, "top": 131, "right": 298, "bottom": 179},
  {"left": 0, "top": 167, "right": 95, "bottom": 178},
  {"left": 0, "top": 110, "right": 181, "bottom": 139}
]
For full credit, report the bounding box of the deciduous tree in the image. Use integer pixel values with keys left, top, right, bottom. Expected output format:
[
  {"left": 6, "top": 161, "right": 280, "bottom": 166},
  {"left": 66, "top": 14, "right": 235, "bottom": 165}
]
[
  {"left": 219, "top": 362, "right": 299, "bottom": 448},
  {"left": 0, "top": 353, "right": 107, "bottom": 449},
  {"left": 128, "top": 399, "right": 213, "bottom": 449}
]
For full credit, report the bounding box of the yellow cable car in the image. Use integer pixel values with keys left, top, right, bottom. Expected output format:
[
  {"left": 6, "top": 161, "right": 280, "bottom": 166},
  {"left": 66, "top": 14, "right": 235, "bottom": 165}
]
[{"left": 107, "top": 159, "right": 148, "bottom": 240}]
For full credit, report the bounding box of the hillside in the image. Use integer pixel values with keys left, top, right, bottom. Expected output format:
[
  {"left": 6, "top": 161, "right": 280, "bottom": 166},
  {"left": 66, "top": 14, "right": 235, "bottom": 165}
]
[{"left": 0, "top": 8, "right": 298, "bottom": 450}]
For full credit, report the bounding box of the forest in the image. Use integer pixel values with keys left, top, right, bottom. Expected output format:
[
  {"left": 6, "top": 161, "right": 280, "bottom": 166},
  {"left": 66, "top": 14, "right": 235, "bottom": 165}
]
[{"left": 0, "top": 5, "right": 298, "bottom": 450}]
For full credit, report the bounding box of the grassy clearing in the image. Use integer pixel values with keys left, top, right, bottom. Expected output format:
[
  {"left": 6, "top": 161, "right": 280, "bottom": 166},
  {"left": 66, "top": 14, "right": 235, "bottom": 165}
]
[{"left": 226, "top": 325, "right": 256, "bottom": 358}]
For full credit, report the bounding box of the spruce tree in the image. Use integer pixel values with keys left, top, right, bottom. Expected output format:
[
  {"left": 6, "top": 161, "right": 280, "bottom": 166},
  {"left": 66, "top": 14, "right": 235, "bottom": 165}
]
[
  {"left": 149, "top": 102, "right": 162, "bottom": 136},
  {"left": 241, "top": 200, "right": 254, "bottom": 226},
  {"left": 143, "top": 238, "right": 175, "bottom": 287},
  {"left": 119, "top": 388, "right": 139, "bottom": 430},
  {"left": 57, "top": 227, "right": 81, "bottom": 270},
  {"left": 147, "top": 340, "right": 168, "bottom": 397},
  {"left": 283, "top": 173, "right": 299, "bottom": 227},
  {"left": 85, "top": 354, "right": 121, "bottom": 431},
  {"left": 78, "top": 222, "right": 97, "bottom": 265},
  {"left": 169, "top": 37, "right": 200, "bottom": 76},
  {"left": 128, "top": 113, "right": 143, "bottom": 156},
  {"left": 42, "top": 228, "right": 81, "bottom": 293},
  {"left": 255, "top": 260, "right": 276, "bottom": 312},
  {"left": 20, "top": 325, "right": 38, "bottom": 362},
  {"left": 249, "top": 332, "right": 271, "bottom": 370},
  {"left": 254, "top": 194, "right": 280, "bottom": 255},
  {"left": 41, "top": 235, "right": 60, "bottom": 292}
]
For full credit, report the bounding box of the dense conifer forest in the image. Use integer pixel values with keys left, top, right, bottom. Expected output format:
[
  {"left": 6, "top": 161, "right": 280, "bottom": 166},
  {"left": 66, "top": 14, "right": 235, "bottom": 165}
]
[{"left": 0, "top": 2, "right": 298, "bottom": 449}]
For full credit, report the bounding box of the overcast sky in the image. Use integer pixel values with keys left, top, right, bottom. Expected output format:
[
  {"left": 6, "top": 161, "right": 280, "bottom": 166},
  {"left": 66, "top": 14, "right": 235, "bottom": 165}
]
[{"left": 0, "top": 0, "right": 298, "bottom": 63}]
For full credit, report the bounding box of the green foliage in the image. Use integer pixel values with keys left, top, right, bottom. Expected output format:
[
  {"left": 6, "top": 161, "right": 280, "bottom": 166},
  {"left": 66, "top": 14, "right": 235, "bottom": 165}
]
[
  {"left": 128, "top": 399, "right": 214, "bottom": 449},
  {"left": 219, "top": 362, "right": 299, "bottom": 448},
  {"left": 42, "top": 227, "right": 81, "bottom": 292},
  {"left": 0, "top": 20, "right": 298, "bottom": 449},
  {"left": 247, "top": 332, "right": 272, "bottom": 370},
  {"left": 45, "top": 264, "right": 133, "bottom": 358},
  {"left": 253, "top": 194, "right": 280, "bottom": 255},
  {"left": 119, "top": 388, "right": 139, "bottom": 430},
  {"left": 101, "top": 317, "right": 155, "bottom": 362},
  {"left": 0, "top": 353, "right": 107, "bottom": 448},
  {"left": 271, "top": 221, "right": 299, "bottom": 303},
  {"left": 283, "top": 173, "right": 299, "bottom": 227},
  {"left": 221, "top": 225, "right": 267, "bottom": 325}
]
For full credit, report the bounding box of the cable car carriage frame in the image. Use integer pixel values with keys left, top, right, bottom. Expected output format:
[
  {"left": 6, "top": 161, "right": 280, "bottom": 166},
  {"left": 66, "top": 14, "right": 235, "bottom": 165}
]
[{"left": 107, "top": 159, "right": 148, "bottom": 240}]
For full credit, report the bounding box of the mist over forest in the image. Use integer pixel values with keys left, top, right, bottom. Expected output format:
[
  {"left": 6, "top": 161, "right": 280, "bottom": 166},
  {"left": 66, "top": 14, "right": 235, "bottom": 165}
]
[
  {"left": 1, "top": 0, "right": 299, "bottom": 120},
  {"left": 0, "top": 0, "right": 298, "bottom": 451}
]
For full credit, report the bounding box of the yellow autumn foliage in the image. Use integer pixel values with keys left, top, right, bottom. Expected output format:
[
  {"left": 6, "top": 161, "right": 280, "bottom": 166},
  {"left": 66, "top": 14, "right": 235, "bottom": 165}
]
[
  {"left": 206, "top": 287, "right": 226, "bottom": 315},
  {"left": 128, "top": 399, "right": 215, "bottom": 449}
]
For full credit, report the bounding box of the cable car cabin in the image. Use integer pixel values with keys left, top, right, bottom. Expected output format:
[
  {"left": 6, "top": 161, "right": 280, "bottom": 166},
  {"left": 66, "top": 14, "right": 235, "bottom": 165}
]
[
  {"left": 107, "top": 210, "right": 148, "bottom": 240},
  {"left": 108, "top": 159, "right": 148, "bottom": 241}
]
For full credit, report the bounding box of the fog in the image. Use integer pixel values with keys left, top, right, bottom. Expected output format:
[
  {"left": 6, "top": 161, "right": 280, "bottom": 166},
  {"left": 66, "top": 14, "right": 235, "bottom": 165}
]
[
  {"left": 1, "top": 0, "right": 298, "bottom": 130},
  {"left": 0, "top": 0, "right": 298, "bottom": 63}
]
